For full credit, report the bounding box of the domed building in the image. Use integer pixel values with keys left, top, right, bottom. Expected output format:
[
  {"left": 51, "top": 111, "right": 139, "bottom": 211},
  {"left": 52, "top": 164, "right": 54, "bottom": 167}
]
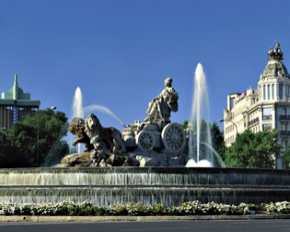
[
  {"left": 0, "top": 74, "right": 40, "bottom": 130},
  {"left": 222, "top": 42, "right": 290, "bottom": 169}
]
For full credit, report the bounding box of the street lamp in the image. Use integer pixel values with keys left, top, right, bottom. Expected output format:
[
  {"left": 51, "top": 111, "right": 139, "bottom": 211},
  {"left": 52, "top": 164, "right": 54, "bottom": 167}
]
[{"left": 219, "top": 119, "right": 238, "bottom": 134}]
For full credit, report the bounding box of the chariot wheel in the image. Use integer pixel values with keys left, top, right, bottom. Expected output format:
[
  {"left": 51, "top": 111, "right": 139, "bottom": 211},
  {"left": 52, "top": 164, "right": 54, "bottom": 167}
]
[
  {"left": 161, "top": 122, "right": 186, "bottom": 153},
  {"left": 136, "top": 130, "right": 155, "bottom": 152}
]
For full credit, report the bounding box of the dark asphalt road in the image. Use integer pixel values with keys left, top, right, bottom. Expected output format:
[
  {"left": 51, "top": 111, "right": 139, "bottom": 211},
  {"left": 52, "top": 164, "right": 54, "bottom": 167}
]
[{"left": 0, "top": 220, "right": 289, "bottom": 232}]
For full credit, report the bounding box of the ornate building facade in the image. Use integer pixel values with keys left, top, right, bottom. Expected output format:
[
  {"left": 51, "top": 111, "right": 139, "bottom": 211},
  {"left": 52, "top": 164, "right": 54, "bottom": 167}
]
[
  {"left": 221, "top": 42, "right": 290, "bottom": 169},
  {"left": 0, "top": 74, "right": 40, "bottom": 130}
]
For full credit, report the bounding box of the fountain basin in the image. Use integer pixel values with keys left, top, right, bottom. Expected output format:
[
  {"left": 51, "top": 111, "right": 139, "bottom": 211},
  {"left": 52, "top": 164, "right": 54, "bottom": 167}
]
[{"left": 0, "top": 167, "right": 289, "bottom": 206}]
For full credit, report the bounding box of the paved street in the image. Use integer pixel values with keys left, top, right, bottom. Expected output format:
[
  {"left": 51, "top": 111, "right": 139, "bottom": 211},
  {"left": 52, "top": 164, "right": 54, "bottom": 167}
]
[{"left": 0, "top": 220, "right": 289, "bottom": 232}]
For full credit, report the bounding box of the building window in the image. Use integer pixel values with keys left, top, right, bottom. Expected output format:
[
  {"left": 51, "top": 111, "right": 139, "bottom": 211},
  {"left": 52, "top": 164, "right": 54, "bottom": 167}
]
[
  {"left": 281, "top": 141, "right": 287, "bottom": 152},
  {"left": 279, "top": 83, "right": 284, "bottom": 99},
  {"left": 262, "top": 108, "right": 272, "bottom": 120},
  {"left": 263, "top": 85, "right": 266, "bottom": 100},
  {"left": 272, "top": 84, "right": 275, "bottom": 99},
  {"left": 262, "top": 124, "right": 272, "bottom": 131},
  {"left": 230, "top": 97, "right": 234, "bottom": 110}
]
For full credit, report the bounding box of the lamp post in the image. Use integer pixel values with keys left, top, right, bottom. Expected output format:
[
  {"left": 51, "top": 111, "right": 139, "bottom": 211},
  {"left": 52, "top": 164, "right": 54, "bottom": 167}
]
[
  {"left": 220, "top": 119, "right": 239, "bottom": 147},
  {"left": 219, "top": 119, "right": 238, "bottom": 134}
]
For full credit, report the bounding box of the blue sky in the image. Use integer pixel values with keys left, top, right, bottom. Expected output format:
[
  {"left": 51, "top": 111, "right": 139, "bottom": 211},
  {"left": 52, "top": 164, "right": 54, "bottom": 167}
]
[{"left": 1, "top": 0, "right": 290, "bottom": 139}]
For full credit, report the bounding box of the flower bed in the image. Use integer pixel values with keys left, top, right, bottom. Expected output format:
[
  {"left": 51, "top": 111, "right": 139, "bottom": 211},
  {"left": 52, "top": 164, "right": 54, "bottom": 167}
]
[{"left": 0, "top": 200, "right": 289, "bottom": 216}]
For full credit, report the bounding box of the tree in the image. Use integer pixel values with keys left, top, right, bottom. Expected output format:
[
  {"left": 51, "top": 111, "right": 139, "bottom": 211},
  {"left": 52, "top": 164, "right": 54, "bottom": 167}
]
[
  {"left": 282, "top": 147, "right": 290, "bottom": 169},
  {"left": 0, "top": 109, "right": 69, "bottom": 168},
  {"left": 224, "top": 129, "right": 280, "bottom": 168},
  {"left": 182, "top": 120, "right": 226, "bottom": 161},
  {"left": 210, "top": 122, "right": 226, "bottom": 161}
]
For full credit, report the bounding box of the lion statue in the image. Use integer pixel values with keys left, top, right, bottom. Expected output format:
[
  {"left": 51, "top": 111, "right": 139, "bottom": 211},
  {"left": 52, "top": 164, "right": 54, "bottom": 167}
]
[
  {"left": 68, "top": 117, "right": 94, "bottom": 151},
  {"left": 69, "top": 114, "right": 126, "bottom": 153}
]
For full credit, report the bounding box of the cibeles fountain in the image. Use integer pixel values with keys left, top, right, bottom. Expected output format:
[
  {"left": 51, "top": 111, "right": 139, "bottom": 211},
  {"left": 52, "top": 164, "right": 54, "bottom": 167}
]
[
  {"left": 1, "top": 63, "right": 290, "bottom": 206},
  {"left": 62, "top": 63, "right": 225, "bottom": 168}
]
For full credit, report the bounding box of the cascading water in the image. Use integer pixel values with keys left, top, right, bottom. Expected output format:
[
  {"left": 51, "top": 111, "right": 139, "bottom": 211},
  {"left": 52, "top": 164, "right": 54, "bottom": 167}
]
[
  {"left": 187, "top": 63, "right": 225, "bottom": 167},
  {"left": 1, "top": 167, "right": 290, "bottom": 205}
]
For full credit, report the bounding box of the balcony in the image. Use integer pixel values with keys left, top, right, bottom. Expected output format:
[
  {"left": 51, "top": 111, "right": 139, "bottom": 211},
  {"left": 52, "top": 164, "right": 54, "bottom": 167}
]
[
  {"left": 262, "top": 115, "right": 272, "bottom": 120},
  {"left": 280, "top": 130, "right": 290, "bottom": 136},
  {"left": 279, "top": 115, "right": 290, "bottom": 120},
  {"left": 248, "top": 117, "right": 259, "bottom": 126}
]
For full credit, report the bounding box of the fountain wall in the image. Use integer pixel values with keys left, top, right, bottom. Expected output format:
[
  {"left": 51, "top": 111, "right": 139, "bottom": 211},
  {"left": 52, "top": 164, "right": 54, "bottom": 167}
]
[{"left": 1, "top": 167, "right": 290, "bottom": 206}]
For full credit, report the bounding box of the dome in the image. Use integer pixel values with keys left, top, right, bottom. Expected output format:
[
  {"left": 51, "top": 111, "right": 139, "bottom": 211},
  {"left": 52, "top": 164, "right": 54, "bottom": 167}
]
[
  {"left": 261, "top": 42, "right": 289, "bottom": 79},
  {"left": 262, "top": 59, "right": 289, "bottom": 77}
]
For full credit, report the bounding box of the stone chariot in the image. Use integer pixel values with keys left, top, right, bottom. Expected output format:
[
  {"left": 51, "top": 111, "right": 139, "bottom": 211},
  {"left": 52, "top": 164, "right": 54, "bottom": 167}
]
[{"left": 122, "top": 77, "right": 186, "bottom": 153}]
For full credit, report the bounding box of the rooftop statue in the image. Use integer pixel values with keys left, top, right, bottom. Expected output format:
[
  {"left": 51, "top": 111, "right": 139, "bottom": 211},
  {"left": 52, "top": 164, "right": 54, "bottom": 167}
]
[
  {"left": 267, "top": 41, "right": 283, "bottom": 60},
  {"left": 263, "top": 41, "right": 289, "bottom": 77}
]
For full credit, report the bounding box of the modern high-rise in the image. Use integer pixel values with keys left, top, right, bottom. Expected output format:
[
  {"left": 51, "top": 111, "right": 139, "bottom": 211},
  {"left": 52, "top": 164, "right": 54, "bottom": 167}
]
[
  {"left": 221, "top": 42, "right": 290, "bottom": 169},
  {"left": 0, "top": 74, "right": 40, "bottom": 130}
]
